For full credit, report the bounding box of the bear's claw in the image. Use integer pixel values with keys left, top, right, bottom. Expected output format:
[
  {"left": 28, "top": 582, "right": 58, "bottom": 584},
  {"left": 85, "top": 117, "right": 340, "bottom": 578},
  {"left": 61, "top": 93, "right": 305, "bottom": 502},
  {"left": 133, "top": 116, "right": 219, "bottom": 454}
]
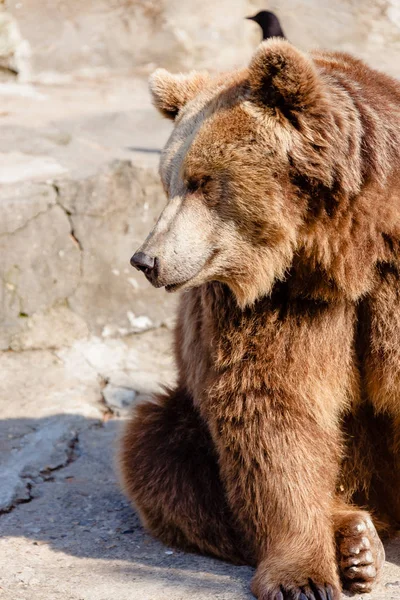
[{"left": 259, "top": 582, "right": 336, "bottom": 600}]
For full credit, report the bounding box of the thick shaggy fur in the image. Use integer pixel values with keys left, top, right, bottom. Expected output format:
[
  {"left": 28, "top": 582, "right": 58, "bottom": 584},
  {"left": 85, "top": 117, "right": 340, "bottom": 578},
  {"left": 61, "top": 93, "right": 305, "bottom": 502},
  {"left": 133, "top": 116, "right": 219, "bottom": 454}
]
[{"left": 120, "top": 40, "right": 400, "bottom": 600}]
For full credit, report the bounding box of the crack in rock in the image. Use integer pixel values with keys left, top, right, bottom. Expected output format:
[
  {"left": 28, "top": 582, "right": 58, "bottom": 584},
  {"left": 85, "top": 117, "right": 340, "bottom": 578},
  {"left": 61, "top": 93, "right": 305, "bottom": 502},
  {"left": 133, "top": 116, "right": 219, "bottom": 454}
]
[
  {"left": 51, "top": 182, "right": 84, "bottom": 303},
  {"left": 0, "top": 181, "right": 84, "bottom": 351},
  {"left": 0, "top": 419, "right": 81, "bottom": 515},
  {"left": 0, "top": 480, "right": 33, "bottom": 515},
  {"left": 53, "top": 182, "right": 84, "bottom": 253},
  {"left": 0, "top": 201, "right": 55, "bottom": 238}
]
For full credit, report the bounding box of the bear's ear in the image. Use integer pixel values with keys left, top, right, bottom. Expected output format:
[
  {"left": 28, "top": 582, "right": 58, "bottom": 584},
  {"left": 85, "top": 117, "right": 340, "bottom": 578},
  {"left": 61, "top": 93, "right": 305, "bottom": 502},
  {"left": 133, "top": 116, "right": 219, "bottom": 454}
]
[
  {"left": 248, "top": 39, "right": 322, "bottom": 120},
  {"left": 149, "top": 69, "right": 210, "bottom": 120}
]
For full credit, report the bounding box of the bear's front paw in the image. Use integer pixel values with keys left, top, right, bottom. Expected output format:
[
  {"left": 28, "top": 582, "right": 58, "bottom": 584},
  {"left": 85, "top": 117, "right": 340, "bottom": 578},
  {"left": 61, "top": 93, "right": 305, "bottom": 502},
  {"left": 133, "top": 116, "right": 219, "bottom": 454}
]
[
  {"left": 251, "top": 567, "right": 341, "bottom": 600},
  {"left": 251, "top": 579, "right": 339, "bottom": 600}
]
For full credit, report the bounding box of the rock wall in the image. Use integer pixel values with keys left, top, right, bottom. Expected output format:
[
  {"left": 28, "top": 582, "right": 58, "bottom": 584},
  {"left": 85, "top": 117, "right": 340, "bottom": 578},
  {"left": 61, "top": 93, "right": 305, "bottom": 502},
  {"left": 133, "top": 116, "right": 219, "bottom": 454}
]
[
  {"left": 2, "top": 0, "right": 263, "bottom": 80},
  {"left": 0, "top": 162, "right": 176, "bottom": 352},
  {"left": 3, "top": 0, "right": 400, "bottom": 80},
  {"left": 0, "top": 76, "right": 175, "bottom": 352}
]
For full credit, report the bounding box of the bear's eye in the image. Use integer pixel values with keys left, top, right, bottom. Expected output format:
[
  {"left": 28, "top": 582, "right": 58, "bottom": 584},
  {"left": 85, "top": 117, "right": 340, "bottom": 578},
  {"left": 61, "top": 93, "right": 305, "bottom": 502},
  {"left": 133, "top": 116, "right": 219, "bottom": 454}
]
[
  {"left": 187, "top": 176, "right": 212, "bottom": 195},
  {"left": 187, "top": 179, "right": 200, "bottom": 194}
]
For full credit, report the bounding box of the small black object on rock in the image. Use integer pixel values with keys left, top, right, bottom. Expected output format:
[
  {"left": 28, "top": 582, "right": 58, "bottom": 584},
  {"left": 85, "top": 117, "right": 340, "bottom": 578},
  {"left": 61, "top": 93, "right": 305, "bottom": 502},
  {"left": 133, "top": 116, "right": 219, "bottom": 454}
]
[{"left": 246, "top": 10, "right": 285, "bottom": 40}]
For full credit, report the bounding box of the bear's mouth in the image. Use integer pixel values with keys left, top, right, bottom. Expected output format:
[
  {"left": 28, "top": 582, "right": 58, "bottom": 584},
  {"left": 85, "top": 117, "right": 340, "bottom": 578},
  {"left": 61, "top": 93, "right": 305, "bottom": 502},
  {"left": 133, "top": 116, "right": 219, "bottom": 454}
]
[{"left": 165, "top": 280, "right": 189, "bottom": 293}]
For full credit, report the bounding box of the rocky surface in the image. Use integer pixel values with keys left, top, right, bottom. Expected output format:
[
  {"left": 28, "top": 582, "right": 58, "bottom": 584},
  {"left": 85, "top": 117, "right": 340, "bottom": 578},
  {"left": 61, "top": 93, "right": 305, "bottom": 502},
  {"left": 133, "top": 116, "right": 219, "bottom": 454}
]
[
  {"left": 1, "top": 0, "right": 400, "bottom": 81},
  {"left": 2, "top": 0, "right": 263, "bottom": 79},
  {"left": 0, "top": 327, "right": 175, "bottom": 512},
  {"left": 0, "top": 76, "right": 176, "bottom": 351}
]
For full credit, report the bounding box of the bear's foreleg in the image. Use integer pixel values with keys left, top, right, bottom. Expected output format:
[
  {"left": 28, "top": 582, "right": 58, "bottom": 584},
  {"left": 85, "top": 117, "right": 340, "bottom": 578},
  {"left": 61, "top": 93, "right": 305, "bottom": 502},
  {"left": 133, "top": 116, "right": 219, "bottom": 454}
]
[
  {"left": 209, "top": 395, "right": 342, "bottom": 600},
  {"left": 204, "top": 302, "right": 357, "bottom": 600}
]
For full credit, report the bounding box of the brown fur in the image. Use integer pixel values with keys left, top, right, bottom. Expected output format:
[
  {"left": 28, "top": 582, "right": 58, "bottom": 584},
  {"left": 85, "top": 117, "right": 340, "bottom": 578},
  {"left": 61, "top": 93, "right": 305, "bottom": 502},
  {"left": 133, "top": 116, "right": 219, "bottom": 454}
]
[{"left": 120, "top": 39, "right": 400, "bottom": 599}]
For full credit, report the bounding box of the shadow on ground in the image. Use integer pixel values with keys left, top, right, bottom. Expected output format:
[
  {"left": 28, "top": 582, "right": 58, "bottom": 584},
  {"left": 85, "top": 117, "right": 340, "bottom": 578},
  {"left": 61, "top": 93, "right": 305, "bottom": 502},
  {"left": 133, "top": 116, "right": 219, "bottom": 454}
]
[
  {"left": 1, "top": 414, "right": 400, "bottom": 600},
  {"left": 0, "top": 414, "right": 254, "bottom": 598}
]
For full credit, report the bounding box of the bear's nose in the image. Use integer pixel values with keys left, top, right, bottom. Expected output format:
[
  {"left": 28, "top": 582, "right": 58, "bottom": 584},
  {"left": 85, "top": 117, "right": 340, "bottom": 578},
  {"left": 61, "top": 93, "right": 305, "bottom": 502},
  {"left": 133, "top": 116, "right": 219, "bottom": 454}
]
[{"left": 130, "top": 251, "right": 156, "bottom": 274}]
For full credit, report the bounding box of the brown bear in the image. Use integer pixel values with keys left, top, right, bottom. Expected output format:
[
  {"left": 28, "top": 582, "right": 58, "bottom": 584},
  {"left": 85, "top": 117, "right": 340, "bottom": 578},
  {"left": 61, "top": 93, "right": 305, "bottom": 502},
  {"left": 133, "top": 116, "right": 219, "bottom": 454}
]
[{"left": 119, "top": 38, "right": 400, "bottom": 599}]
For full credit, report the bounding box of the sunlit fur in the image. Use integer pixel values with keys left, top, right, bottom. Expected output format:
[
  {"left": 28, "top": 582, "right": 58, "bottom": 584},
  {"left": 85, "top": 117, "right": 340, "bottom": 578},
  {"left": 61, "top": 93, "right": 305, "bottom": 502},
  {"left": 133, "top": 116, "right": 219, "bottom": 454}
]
[{"left": 120, "top": 39, "right": 400, "bottom": 599}]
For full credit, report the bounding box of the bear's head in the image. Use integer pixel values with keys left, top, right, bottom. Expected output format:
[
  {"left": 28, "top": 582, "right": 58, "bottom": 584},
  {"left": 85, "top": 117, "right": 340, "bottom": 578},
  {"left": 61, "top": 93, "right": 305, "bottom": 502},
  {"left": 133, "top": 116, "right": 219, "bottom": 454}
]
[{"left": 131, "top": 39, "right": 372, "bottom": 307}]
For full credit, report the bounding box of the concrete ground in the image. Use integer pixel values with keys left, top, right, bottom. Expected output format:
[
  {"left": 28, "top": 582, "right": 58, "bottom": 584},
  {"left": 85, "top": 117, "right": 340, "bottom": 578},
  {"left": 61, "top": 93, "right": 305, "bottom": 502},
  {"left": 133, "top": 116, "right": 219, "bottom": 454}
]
[{"left": 1, "top": 76, "right": 400, "bottom": 600}]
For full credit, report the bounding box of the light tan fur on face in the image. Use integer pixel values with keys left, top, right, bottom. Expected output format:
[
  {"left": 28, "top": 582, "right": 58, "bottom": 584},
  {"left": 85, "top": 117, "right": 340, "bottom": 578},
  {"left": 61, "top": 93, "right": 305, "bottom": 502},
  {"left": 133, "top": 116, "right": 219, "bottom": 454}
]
[{"left": 138, "top": 193, "right": 216, "bottom": 290}]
